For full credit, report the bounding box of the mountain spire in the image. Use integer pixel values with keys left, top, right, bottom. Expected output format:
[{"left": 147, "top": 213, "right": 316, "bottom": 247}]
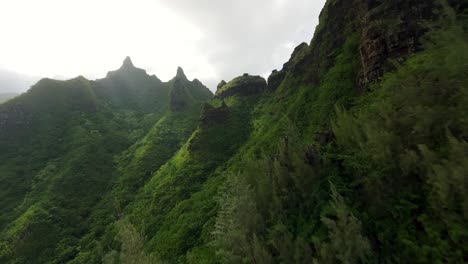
[
  {"left": 176, "top": 66, "right": 187, "bottom": 80},
  {"left": 122, "top": 56, "right": 135, "bottom": 69}
]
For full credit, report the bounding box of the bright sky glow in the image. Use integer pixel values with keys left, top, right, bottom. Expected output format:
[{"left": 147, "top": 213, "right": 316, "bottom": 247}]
[{"left": 0, "top": 0, "right": 326, "bottom": 91}]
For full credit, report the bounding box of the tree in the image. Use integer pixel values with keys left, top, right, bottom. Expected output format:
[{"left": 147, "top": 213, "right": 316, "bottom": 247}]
[{"left": 316, "top": 183, "right": 371, "bottom": 264}]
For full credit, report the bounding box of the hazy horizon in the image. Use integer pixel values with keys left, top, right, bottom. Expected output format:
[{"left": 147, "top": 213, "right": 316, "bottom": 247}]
[{"left": 0, "top": 0, "right": 326, "bottom": 92}]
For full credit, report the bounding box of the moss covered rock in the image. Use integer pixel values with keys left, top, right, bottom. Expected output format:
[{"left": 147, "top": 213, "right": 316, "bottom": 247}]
[{"left": 215, "top": 74, "right": 266, "bottom": 98}]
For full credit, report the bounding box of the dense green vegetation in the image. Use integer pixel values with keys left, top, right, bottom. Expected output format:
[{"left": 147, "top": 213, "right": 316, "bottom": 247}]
[
  {"left": 0, "top": 60, "right": 212, "bottom": 263},
  {"left": 0, "top": 0, "right": 467, "bottom": 263}
]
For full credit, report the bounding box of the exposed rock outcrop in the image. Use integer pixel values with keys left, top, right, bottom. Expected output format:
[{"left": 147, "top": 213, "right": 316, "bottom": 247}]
[
  {"left": 176, "top": 66, "right": 188, "bottom": 80},
  {"left": 297, "top": 0, "right": 365, "bottom": 85},
  {"left": 170, "top": 67, "right": 191, "bottom": 112},
  {"left": 267, "top": 69, "right": 286, "bottom": 92},
  {"left": 282, "top": 42, "right": 309, "bottom": 72},
  {"left": 265, "top": 42, "right": 308, "bottom": 92},
  {"left": 359, "top": 0, "right": 437, "bottom": 85},
  {"left": 122, "top": 56, "right": 135, "bottom": 69},
  {"left": 106, "top": 56, "right": 149, "bottom": 78},
  {"left": 217, "top": 80, "right": 227, "bottom": 91},
  {"left": 270, "top": 0, "right": 440, "bottom": 90},
  {"left": 199, "top": 103, "right": 229, "bottom": 127}
]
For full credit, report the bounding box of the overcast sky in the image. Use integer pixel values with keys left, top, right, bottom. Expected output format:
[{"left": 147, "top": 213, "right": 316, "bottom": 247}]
[{"left": 0, "top": 0, "right": 326, "bottom": 92}]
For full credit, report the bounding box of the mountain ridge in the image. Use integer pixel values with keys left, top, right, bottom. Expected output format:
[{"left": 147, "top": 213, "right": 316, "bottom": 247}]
[{"left": 0, "top": 0, "right": 467, "bottom": 263}]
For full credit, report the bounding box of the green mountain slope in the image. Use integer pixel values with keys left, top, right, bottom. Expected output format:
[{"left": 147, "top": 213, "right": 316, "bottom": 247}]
[
  {"left": 1, "top": 0, "right": 468, "bottom": 263},
  {"left": 0, "top": 59, "right": 212, "bottom": 263}
]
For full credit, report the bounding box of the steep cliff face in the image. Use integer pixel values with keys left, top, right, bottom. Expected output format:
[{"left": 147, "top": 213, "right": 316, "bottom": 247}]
[
  {"left": 208, "top": 1, "right": 467, "bottom": 263},
  {"left": 360, "top": 0, "right": 438, "bottom": 84},
  {"left": 272, "top": 0, "right": 442, "bottom": 90},
  {"left": 199, "top": 102, "right": 229, "bottom": 127},
  {"left": 267, "top": 42, "right": 308, "bottom": 91},
  {"left": 293, "top": 0, "right": 365, "bottom": 85}
]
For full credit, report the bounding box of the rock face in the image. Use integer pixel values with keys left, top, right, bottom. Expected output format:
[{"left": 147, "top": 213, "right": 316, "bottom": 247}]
[
  {"left": 106, "top": 56, "right": 148, "bottom": 78},
  {"left": 217, "top": 80, "right": 227, "bottom": 91},
  {"left": 282, "top": 42, "right": 309, "bottom": 72},
  {"left": 267, "top": 69, "right": 286, "bottom": 92},
  {"left": 169, "top": 67, "right": 213, "bottom": 112},
  {"left": 169, "top": 67, "right": 192, "bottom": 112},
  {"left": 122, "top": 56, "right": 135, "bottom": 68},
  {"left": 199, "top": 103, "right": 229, "bottom": 127},
  {"left": 176, "top": 66, "right": 187, "bottom": 80},
  {"left": 266, "top": 43, "right": 308, "bottom": 92},
  {"left": 269, "top": 0, "right": 440, "bottom": 90},
  {"left": 299, "top": 0, "right": 365, "bottom": 85},
  {"left": 359, "top": 0, "right": 437, "bottom": 85},
  {"left": 169, "top": 80, "right": 189, "bottom": 112},
  {"left": 215, "top": 75, "right": 266, "bottom": 98}
]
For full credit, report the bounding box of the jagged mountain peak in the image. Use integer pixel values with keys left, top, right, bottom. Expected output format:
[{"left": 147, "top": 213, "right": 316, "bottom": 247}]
[
  {"left": 105, "top": 56, "right": 148, "bottom": 79},
  {"left": 122, "top": 56, "right": 135, "bottom": 69},
  {"left": 176, "top": 66, "right": 187, "bottom": 80}
]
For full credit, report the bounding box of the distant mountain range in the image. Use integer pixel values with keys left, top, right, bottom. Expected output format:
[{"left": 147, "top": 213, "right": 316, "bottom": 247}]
[
  {"left": 0, "top": 93, "right": 18, "bottom": 103},
  {"left": 0, "top": 68, "right": 39, "bottom": 94}
]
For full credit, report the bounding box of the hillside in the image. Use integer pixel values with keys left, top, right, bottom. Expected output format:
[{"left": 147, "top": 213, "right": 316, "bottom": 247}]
[
  {"left": 0, "top": 58, "right": 213, "bottom": 263},
  {"left": 1, "top": 0, "right": 467, "bottom": 263}
]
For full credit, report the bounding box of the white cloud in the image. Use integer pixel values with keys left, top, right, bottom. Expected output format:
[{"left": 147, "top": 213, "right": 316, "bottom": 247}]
[{"left": 0, "top": 0, "right": 326, "bottom": 91}]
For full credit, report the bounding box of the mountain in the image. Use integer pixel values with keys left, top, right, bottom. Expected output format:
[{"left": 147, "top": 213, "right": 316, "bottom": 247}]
[
  {"left": 0, "top": 0, "right": 467, "bottom": 263},
  {"left": 0, "top": 57, "right": 212, "bottom": 264}
]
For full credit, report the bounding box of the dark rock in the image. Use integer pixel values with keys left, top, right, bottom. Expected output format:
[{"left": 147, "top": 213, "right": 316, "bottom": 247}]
[
  {"left": 276, "top": 0, "right": 440, "bottom": 90},
  {"left": 199, "top": 103, "right": 229, "bottom": 127},
  {"left": 122, "top": 56, "right": 134, "bottom": 68},
  {"left": 217, "top": 80, "right": 227, "bottom": 92},
  {"left": 176, "top": 66, "right": 187, "bottom": 80},
  {"left": 359, "top": 0, "right": 438, "bottom": 86},
  {"left": 285, "top": 0, "right": 366, "bottom": 85},
  {"left": 169, "top": 68, "right": 191, "bottom": 112},
  {"left": 169, "top": 78, "right": 189, "bottom": 112},
  {"left": 106, "top": 56, "right": 147, "bottom": 78},
  {"left": 267, "top": 69, "right": 286, "bottom": 91},
  {"left": 282, "top": 42, "right": 309, "bottom": 72}
]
